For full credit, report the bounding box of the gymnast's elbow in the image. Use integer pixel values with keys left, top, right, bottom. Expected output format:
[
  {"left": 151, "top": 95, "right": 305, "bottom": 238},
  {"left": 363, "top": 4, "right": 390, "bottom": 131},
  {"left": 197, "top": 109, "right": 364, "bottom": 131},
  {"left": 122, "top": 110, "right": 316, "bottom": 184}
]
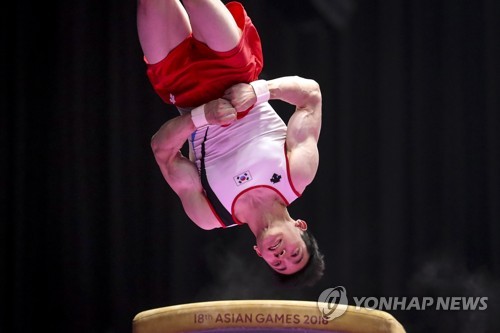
[
  {"left": 306, "top": 79, "right": 322, "bottom": 106},
  {"left": 150, "top": 132, "right": 163, "bottom": 154}
]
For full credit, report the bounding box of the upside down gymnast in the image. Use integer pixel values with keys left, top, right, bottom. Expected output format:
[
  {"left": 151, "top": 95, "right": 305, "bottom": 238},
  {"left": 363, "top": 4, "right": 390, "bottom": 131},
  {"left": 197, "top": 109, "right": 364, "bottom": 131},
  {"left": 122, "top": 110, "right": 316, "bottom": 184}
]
[{"left": 137, "top": 0, "right": 325, "bottom": 287}]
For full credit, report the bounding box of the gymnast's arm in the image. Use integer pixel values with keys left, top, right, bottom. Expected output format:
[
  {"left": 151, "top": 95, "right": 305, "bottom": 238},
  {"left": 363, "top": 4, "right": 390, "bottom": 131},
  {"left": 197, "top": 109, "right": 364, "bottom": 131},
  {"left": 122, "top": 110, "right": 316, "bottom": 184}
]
[
  {"left": 224, "top": 76, "right": 322, "bottom": 192},
  {"left": 268, "top": 76, "right": 322, "bottom": 192},
  {"left": 151, "top": 101, "right": 235, "bottom": 230}
]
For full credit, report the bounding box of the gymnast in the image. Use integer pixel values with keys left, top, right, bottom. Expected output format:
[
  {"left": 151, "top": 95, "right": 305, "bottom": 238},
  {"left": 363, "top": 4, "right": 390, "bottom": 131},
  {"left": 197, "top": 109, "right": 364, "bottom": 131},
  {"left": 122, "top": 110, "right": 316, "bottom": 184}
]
[{"left": 137, "top": 0, "right": 325, "bottom": 286}]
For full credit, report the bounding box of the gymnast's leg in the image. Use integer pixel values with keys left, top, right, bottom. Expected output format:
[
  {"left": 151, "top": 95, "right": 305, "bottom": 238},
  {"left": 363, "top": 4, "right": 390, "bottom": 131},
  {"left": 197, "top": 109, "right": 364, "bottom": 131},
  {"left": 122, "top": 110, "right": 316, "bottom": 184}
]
[
  {"left": 137, "top": 0, "right": 191, "bottom": 64},
  {"left": 182, "top": 0, "right": 242, "bottom": 52}
]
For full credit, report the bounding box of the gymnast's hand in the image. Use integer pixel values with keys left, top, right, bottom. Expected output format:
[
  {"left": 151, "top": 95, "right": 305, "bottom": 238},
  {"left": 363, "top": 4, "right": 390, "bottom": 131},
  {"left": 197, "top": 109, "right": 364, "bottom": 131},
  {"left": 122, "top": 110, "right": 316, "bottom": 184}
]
[
  {"left": 204, "top": 98, "right": 237, "bottom": 126},
  {"left": 223, "top": 83, "right": 256, "bottom": 113}
]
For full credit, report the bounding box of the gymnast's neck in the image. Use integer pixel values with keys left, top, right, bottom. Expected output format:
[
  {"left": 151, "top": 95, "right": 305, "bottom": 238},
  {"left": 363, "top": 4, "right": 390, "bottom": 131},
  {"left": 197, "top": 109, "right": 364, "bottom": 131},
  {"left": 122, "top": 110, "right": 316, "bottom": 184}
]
[{"left": 234, "top": 188, "right": 292, "bottom": 235}]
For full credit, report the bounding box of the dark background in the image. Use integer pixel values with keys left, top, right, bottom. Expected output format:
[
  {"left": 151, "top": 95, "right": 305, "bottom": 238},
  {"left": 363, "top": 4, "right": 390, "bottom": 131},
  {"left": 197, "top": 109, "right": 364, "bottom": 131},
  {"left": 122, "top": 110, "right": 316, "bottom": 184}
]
[{"left": 2, "top": 0, "right": 499, "bottom": 332}]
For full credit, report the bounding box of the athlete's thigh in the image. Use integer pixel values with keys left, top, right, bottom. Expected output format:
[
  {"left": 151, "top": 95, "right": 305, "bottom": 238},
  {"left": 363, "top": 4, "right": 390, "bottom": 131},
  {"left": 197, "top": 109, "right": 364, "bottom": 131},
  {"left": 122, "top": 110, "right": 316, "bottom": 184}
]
[
  {"left": 137, "top": 0, "right": 192, "bottom": 64},
  {"left": 182, "top": 0, "right": 242, "bottom": 52}
]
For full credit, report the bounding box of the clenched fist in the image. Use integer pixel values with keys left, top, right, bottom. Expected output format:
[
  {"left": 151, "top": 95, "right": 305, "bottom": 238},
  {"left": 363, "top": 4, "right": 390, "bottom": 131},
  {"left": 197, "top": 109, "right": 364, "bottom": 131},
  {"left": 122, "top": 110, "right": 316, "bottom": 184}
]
[
  {"left": 223, "top": 83, "right": 256, "bottom": 113},
  {"left": 204, "top": 98, "right": 237, "bottom": 126}
]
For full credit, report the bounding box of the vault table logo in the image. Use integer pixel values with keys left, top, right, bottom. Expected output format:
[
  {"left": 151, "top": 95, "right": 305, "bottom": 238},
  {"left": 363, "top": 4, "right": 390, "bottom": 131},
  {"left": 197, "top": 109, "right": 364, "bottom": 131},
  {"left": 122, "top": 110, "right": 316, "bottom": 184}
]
[{"left": 317, "top": 286, "right": 348, "bottom": 320}]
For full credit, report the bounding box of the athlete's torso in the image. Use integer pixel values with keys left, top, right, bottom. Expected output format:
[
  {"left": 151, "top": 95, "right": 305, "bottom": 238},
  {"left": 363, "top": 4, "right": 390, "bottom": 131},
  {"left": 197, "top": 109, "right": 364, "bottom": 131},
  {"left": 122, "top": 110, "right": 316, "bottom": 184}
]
[{"left": 190, "top": 103, "right": 301, "bottom": 227}]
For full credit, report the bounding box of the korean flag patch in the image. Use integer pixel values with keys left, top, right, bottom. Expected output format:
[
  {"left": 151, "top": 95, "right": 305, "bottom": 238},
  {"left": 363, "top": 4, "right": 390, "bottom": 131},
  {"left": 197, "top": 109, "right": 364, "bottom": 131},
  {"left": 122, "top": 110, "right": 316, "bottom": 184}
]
[{"left": 234, "top": 171, "right": 252, "bottom": 186}]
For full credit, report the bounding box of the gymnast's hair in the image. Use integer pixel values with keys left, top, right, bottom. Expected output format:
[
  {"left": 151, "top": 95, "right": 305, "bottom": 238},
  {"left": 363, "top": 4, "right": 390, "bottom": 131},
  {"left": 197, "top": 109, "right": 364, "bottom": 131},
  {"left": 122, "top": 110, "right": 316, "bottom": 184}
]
[{"left": 274, "top": 230, "right": 325, "bottom": 288}]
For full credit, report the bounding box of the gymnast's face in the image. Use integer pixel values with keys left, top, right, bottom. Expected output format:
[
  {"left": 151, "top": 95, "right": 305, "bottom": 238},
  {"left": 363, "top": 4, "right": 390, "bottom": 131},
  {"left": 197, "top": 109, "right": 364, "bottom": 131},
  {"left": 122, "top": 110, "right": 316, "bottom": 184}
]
[{"left": 254, "top": 220, "right": 310, "bottom": 275}]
